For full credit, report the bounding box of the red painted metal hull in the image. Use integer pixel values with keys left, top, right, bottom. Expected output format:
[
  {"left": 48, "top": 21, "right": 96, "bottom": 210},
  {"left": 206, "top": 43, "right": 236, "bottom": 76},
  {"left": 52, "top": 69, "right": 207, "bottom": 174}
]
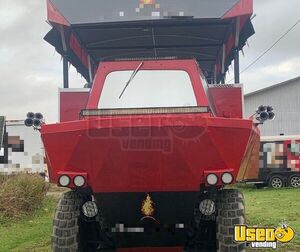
[{"left": 42, "top": 114, "right": 257, "bottom": 192}]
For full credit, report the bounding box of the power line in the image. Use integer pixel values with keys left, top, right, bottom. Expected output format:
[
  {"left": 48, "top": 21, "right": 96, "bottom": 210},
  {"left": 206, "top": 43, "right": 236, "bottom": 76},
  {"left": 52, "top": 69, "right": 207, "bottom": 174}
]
[{"left": 227, "top": 18, "right": 300, "bottom": 83}]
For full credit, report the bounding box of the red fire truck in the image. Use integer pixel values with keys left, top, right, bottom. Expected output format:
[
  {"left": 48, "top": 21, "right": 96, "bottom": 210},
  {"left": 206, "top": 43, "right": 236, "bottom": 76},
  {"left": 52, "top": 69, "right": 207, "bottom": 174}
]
[{"left": 25, "top": 0, "right": 269, "bottom": 251}]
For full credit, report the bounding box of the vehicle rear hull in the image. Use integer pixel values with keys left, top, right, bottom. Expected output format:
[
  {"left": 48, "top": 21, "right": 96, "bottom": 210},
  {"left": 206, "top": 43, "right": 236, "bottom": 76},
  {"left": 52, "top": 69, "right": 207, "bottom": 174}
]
[
  {"left": 42, "top": 114, "right": 258, "bottom": 192},
  {"left": 42, "top": 114, "right": 258, "bottom": 249}
]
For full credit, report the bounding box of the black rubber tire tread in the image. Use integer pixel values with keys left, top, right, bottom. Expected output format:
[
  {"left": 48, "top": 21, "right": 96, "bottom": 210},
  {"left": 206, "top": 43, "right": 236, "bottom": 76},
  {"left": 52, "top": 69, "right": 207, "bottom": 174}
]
[
  {"left": 216, "top": 189, "right": 246, "bottom": 252},
  {"left": 52, "top": 191, "right": 82, "bottom": 252}
]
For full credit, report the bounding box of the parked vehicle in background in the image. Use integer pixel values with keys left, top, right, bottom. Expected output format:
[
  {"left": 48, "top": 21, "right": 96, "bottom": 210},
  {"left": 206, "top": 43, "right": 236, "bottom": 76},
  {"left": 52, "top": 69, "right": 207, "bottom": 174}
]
[
  {"left": 0, "top": 120, "right": 45, "bottom": 176},
  {"left": 245, "top": 135, "right": 300, "bottom": 189},
  {"left": 261, "top": 135, "right": 300, "bottom": 188}
]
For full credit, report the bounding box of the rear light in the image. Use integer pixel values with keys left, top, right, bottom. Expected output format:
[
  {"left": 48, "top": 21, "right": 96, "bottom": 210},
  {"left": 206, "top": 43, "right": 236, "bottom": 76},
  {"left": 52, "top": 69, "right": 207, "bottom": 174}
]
[
  {"left": 74, "top": 175, "right": 86, "bottom": 187},
  {"left": 59, "top": 175, "right": 71, "bottom": 187},
  {"left": 221, "top": 172, "right": 233, "bottom": 184},
  {"left": 57, "top": 173, "right": 87, "bottom": 188},
  {"left": 206, "top": 174, "right": 218, "bottom": 185},
  {"left": 82, "top": 201, "right": 98, "bottom": 218},
  {"left": 199, "top": 199, "right": 216, "bottom": 216}
]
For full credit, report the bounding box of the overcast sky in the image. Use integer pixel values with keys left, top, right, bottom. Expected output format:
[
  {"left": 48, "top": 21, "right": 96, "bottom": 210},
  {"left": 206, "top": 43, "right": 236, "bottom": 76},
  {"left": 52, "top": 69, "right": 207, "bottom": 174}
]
[{"left": 0, "top": 0, "right": 299, "bottom": 123}]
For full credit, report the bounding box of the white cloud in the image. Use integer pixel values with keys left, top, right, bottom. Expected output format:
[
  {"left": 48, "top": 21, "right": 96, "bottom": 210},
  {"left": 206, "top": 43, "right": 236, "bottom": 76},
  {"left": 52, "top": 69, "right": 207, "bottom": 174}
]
[
  {"left": 0, "top": 0, "right": 85, "bottom": 123},
  {"left": 0, "top": 1, "right": 27, "bottom": 30},
  {"left": 225, "top": 0, "right": 300, "bottom": 93},
  {"left": 263, "top": 58, "right": 300, "bottom": 75},
  {"left": 236, "top": 57, "right": 300, "bottom": 94},
  {"left": 0, "top": 48, "right": 16, "bottom": 63}
]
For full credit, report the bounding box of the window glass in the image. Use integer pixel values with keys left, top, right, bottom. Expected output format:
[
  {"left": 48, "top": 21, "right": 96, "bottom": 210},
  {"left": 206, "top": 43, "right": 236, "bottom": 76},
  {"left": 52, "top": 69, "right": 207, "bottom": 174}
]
[{"left": 98, "top": 70, "right": 197, "bottom": 109}]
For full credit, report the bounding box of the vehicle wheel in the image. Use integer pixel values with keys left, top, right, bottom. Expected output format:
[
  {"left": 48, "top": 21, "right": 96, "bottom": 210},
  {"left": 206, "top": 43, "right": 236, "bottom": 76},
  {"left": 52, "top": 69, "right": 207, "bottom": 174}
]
[
  {"left": 268, "top": 175, "right": 284, "bottom": 189},
  {"left": 216, "top": 189, "right": 246, "bottom": 252},
  {"left": 52, "top": 191, "right": 82, "bottom": 252},
  {"left": 289, "top": 175, "right": 300, "bottom": 188}
]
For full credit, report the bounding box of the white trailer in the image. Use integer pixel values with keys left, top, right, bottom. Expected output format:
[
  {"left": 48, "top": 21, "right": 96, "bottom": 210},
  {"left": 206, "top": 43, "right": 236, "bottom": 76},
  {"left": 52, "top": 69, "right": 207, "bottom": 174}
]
[{"left": 0, "top": 120, "right": 45, "bottom": 175}]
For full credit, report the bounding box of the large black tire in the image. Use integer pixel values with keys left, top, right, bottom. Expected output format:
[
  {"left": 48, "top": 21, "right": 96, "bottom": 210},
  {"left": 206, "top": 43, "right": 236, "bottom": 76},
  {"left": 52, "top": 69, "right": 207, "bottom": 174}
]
[
  {"left": 52, "top": 191, "right": 82, "bottom": 252},
  {"left": 216, "top": 189, "right": 246, "bottom": 252}
]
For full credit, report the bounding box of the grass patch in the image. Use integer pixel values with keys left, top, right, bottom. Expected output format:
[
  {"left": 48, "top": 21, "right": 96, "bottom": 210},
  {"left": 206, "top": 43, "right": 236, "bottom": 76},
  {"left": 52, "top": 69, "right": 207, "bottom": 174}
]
[
  {"left": 0, "top": 186, "right": 299, "bottom": 251},
  {"left": 0, "top": 174, "right": 49, "bottom": 219},
  {"left": 0, "top": 197, "right": 57, "bottom": 252},
  {"left": 238, "top": 186, "right": 300, "bottom": 251}
]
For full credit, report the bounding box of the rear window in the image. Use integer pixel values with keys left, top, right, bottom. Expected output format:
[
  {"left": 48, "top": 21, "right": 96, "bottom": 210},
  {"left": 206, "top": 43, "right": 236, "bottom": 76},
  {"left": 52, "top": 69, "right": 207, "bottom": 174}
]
[{"left": 98, "top": 70, "right": 197, "bottom": 109}]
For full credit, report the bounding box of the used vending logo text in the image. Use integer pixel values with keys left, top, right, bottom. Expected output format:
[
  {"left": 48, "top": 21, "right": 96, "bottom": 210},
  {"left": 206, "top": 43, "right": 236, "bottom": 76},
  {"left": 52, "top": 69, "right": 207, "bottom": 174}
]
[{"left": 234, "top": 225, "right": 295, "bottom": 250}]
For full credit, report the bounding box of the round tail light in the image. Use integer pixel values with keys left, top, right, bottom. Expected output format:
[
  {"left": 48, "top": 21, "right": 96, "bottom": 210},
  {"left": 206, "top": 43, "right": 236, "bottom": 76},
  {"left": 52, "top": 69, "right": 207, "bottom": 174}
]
[
  {"left": 222, "top": 173, "right": 233, "bottom": 184},
  {"left": 206, "top": 174, "right": 218, "bottom": 185},
  {"left": 59, "top": 175, "right": 71, "bottom": 187},
  {"left": 74, "top": 176, "right": 86, "bottom": 187}
]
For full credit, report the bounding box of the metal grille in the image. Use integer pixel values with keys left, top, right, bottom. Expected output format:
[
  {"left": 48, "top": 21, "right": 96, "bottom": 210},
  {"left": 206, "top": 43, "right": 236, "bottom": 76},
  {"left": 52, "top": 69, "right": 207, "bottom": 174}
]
[
  {"left": 0, "top": 116, "right": 5, "bottom": 149},
  {"left": 81, "top": 106, "right": 209, "bottom": 117}
]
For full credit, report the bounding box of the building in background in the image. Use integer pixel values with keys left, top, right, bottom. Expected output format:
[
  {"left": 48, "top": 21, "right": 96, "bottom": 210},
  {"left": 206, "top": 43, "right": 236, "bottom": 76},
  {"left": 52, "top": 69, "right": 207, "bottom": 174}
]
[
  {"left": 244, "top": 76, "right": 300, "bottom": 136},
  {"left": 0, "top": 119, "right": 45, "bottom": 175}
]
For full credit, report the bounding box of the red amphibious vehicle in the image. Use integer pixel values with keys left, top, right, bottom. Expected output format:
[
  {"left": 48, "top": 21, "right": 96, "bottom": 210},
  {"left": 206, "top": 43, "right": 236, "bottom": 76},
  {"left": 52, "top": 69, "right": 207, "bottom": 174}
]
[{"left": 28, "top": 0, "right": 271, "bottom": 251}]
